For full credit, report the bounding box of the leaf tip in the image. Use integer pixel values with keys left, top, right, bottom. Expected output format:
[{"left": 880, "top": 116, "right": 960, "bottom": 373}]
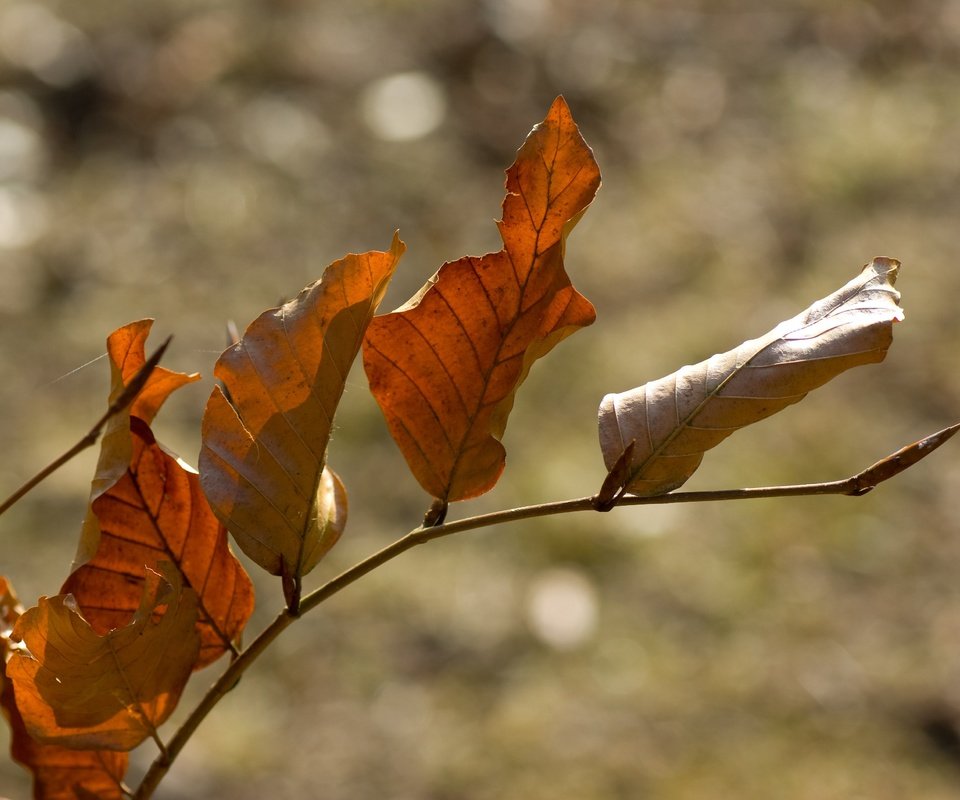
[
  {"left": 869, "top": 256, "right": 900, "bottom": 280},
  {"left": 865, "top": 256, "right": 902, "bottom": 296},
  {"left": 865, "top": 256, "right": 904, "bottom": 323},
  {"left": 549, "top": 94, "right": 570, "bottom": 114}
]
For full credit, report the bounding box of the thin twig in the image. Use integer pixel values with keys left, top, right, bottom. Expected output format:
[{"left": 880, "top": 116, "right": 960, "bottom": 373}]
[
  {"left": 132, "top": 422, "right": 959, "bottom": 799},
  {"left": 132, "top": 609, "right": 296, "bottom": 799},
  {"left": 0, "top": 337, "right": 172, "bottom": 518}
]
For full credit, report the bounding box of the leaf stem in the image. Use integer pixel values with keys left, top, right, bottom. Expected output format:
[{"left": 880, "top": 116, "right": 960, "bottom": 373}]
[
  {"left": 0, "top": 337, "right": 171, "bottom": 519},
  {"left": 131, "top": 422, "right": 959, "bottom": 798}
]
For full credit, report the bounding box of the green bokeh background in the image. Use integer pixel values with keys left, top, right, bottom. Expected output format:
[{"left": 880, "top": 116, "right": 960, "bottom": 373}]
[{"left": 3, "top": 1, "right": 960, "bottom": 797}]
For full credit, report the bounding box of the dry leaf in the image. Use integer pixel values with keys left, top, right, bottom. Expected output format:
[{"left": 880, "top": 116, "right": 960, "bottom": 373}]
[
  {"left": 6, "top": 564, "right": 199, "bottom": 751},
  {"left": 199, "top": 234, "right": 404, "bottom": 578},
  {"left": 63, "top": 320, "right": 246, "bottom": 669},
  {"left": 2, "top": 577, "right": 129, "bottom": 799},
  {"left": 363, "top": 96, "right": 600, "bottom": 502},
  {"left": 599, "top": 258, "right": 903, "bottom": 496},
  {"left": 1, "top": 576, "right": 19, "bottom": 642},
  {"left": 62, "top": 418, "right": 254, "bottom": 669},
  {"left": 2, "top": 683, "right": 128, "bottom": 800},
  {"left": 73, "top": 320, "right": 200, "bottom": 571}
]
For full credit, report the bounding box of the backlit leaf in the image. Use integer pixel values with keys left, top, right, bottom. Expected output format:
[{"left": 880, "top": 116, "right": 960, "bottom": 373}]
[
  {"left": 1, "top": 576, "right": 19, "bottom": 640},
  {"left": 199, "top": 234, "right": 404, "bottom": 578},
  {"left": 363, "top": 96, "right": 600, "bottom": 502},
  {"left": 73, "top": 320, "right": 200, "bottom": 571},
  {"left": 2, "top": 683, "right": 128, "bottom": 800},
  {"left": 598, "top": 258, "right": 903, "bottom": 496},
  {"left": 62, "top": 418, "right": 254, "bottom": 669},
  {"left": 6, "top": 564, "right": 199, "bottom": 752},
  {"left": 3, "top": 577, "right": 129, "bottom": 800}
]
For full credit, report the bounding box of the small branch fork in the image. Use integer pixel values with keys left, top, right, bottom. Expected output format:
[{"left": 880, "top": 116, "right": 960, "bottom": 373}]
[
  {"left": 131, "top": 421, "right": 960, "bottom": 799},
  {"left": 0, "top": 337, "right": 172, "bottom": 519}
]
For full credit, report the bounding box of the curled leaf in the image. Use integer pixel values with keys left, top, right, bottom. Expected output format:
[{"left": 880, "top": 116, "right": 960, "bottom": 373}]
[
  {"left": 1, "top": 575, "right": 20, "bottom": 642},
  {"left": 364, "top": 96, "right": 600, "bottom": 502},
  {"left": 200, "top": 234, "right": 403, "bottom": 578},
  {"left": 1, "top": 682, "right": 128, "bottom": 800},
  {"left": 6, "top": 564, "right": 199, "bottom": 752},
  {"left": 62, "top": 418, "right": 254, "bottom": 669},
  {"left": 4, "top": 576, "right": 128, "bottom": 800},
  {"left": 599, "top": 258, "right": 904, "bottom": 496},
  {"left": 73, "top": 320, "right": 200, "bottom": 571}
]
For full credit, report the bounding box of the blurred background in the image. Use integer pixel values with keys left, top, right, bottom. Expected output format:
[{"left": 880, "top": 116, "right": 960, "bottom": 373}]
[{"left": 3, "top": 0, "right": 960, "bottom": 797}]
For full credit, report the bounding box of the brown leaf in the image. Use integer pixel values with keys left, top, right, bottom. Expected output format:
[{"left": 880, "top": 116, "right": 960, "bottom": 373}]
[
  {"left": 62, "top": 417, "right": 254, "bottom": 669},
  {"left": 2, "top": 684, "right": 129, "bottom": 800},
  {"left": 199, "top": 234, "right": 404, "bottom": 577},
  {"left": 6, "top": 564, "right": 199, "bottom": 751},
  {"left": 2, "top": 577, "right": 129, "bottom": 800},
  {"left": 109, "top": 321, "right": 198, "bottom": 426},
  {"left": 63, "top": 320, "right": 243, "bottom": 668},
  {"left": 599, "top": 258, "right": 904, "bottom": 496},
  {"left": 1, "top": 576, "right": 20, "bottom": 641},
  {"left": 363, "top": 96, "right": 600, "bottom": 502},
  {"left": 73, "top": 320, "right": 200, "bottom": 571}
]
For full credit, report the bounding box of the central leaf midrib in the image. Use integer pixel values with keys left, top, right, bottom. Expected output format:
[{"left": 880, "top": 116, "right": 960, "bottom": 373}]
[
  {"left": 129, "top": 458, "right": 232, "bottom": 652},
  {"left": 442, "top": 149, "right": 557, "bottom": 499}
]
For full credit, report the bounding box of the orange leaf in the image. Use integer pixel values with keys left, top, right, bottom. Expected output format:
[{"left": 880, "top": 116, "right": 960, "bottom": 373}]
[
  {"left": 6, "top": 565, "right": 199, "bottom": 752},
  {"left": 62, "top": 417, "right": 254, "bottom": 669},
  {"left": 1, "top": 576, "right": 19, "bottom": 641},
  {"left": 73, "top": 321, "right": 200, "bottom": 571},
  {"left": 200, "top": 234, "right": 404, "bottom": 579},
  {"left": 2, "top": 685, "right": 128, "bottom": 800},
  {"left": 2, "top": 577, "right": 129, "bottom": 799},
  {"left": 107, "top": 319, "right": 198, "bottom": 426},
  {"left": 363, "top": 96, "right": 600, "bottom": 502}
]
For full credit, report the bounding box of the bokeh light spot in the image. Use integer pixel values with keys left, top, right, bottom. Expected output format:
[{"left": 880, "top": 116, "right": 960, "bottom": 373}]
[
  {"left": 525, "top": 567, "right": 599, "bottom": 651},
  {"left": 360, "top": 72, "right": 447, "bottom": 142},
  {"left": 0, "top": 186, "right": 47, "bottom": 249},
  {"left": 661, "top": 63, "right": 727, "bottom": 133},
  {"left": 241, "top": 95, "right": 330, "bottom": 170},
  {"left": 0, "top": 2, "right": 92, "bottom": 86},
  {"left": 0, "top": 116, "right": 44, "bottom": 181}
]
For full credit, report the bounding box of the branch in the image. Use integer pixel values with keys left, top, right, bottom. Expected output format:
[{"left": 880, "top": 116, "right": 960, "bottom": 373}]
[
  {"left": 306, "top": 422, "right": 960, "bottom": 564},
  {"left": 132, "top": 422, "right": 959, "bottom": 798},
  {"left": 0, "top": 337, "right": 172, "bottom": 518},
  {"left": 132, "top": 609, "right": 295, "bottom": 799}
]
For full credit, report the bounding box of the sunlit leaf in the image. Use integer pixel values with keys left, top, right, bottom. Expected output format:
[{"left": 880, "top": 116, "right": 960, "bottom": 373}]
[
  {"left": 62, "top": 418, "right": 254, "bottom": 669},
  {"left": 73, "top": 320, "right": 200, "bottom": 571},
  {"left": 1, "top": 685, "right": 128, "bottom": 800},
  {"left": 200, "top": 234, "right": 404, "bottom": 579},
  {"left": 599, "top": 258, "right": 903, "bottom": 496},
  {"left": 1, "top": 576, "right": 19, "bottom": 641},
  {"left": 2, "top": 577, "right": 129, "bottom": 799},
  {"left": 6, "top": 564, "right": 199, "bottom": 752},
  {"left": 363, "top": 96, "right": 600, "bottom": 502}
]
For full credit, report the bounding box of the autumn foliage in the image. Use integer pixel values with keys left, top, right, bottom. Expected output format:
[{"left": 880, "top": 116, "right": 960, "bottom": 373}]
[
  {"left": 364, "top": 99, "right": 600, "bottom": 503},
  {"left": 1, "top": 97, "right": 955, "bottom": 800},
  {"left": 598, "top": 257, "right": 904, "bottom": 496},
  {"left": 199, "top": 236, "right": 403, "bottom": 601}
]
